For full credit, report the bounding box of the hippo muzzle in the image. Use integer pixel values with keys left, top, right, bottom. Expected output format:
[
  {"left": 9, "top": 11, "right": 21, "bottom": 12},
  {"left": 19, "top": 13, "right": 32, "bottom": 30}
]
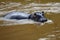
[{"left": 38, "top": 17, "right": 47, "bottom": 22}]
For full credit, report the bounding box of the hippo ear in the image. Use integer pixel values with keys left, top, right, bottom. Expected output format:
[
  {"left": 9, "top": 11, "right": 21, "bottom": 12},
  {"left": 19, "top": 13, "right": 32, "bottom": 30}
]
[
  {"left": 34, "top": 13, "right": 36, "bottom": 16},
  {"left": 42, "top": 11, "right": 44, "bottom": 13}
]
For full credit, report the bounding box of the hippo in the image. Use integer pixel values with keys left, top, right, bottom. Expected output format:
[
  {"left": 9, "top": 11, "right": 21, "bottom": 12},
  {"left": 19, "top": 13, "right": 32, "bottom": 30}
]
[{"left": 4, "top": 11, "right": 47, "bottom": 23}]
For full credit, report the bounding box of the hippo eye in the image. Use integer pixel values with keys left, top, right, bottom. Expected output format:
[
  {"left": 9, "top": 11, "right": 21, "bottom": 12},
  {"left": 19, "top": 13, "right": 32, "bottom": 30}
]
[
  {"left": 34, "top": 13, "right": 36, "bottom": 15},
  {"left": 42, "top": 11, "right": 44, "bottom": 13},
  {"left": 34, "top": 13, "right": 37, "bottom": 15}
]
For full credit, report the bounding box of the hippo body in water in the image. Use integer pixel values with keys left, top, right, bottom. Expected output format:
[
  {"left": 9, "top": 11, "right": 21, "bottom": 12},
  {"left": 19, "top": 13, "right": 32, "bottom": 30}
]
[
  {"left": 4, "top": 11, "right": 47, "bottom": 23},
  {"left": 4, "top": 12, "right": 30, "bottom": 19}
]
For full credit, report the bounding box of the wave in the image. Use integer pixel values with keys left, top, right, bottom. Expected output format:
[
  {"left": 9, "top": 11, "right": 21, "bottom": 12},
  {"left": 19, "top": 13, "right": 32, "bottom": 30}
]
[
  {"left": 0, "top": 17, "right": 53, "bottom": 26},
  {"left": 21, "top": 2, "right": 60, "bottom": 13}
]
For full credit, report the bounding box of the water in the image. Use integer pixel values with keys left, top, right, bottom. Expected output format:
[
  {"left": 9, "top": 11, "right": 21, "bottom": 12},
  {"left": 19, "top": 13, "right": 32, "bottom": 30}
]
[{"left": 0, "top": 1, "right": 60, "bottom": 40}]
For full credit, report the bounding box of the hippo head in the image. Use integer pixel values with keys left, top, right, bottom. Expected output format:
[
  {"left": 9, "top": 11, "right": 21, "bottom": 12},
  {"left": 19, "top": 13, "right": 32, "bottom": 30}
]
[{"left": 30, "top": 11, "right": 47, "bottom": 23}]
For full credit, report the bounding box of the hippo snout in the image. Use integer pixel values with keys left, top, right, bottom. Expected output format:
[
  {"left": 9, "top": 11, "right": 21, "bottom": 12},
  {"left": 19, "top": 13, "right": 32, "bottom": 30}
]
[{"left": 39, "top": 18, "right": 47, "bottom": 23}]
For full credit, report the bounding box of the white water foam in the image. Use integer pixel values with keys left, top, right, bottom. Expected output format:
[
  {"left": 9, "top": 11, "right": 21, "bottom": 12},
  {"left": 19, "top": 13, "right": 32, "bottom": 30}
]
[
  {"left": 38, "top": 34, "right": 56, "bottom": 40},
  {"left": 0, "top": 17, "right": 53, "bottom": 26},
  {"left": 22, "top": 3, "right": 60, "bottom": 13},
  {"left": 38, "top": 38, "right": 49, "bottom": 40}
]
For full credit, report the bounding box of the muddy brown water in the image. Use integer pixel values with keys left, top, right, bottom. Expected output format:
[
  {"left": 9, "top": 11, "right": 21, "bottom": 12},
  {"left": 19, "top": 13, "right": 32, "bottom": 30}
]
[{"left": 0, "top": 0, "right": 60, "bottom": 40}]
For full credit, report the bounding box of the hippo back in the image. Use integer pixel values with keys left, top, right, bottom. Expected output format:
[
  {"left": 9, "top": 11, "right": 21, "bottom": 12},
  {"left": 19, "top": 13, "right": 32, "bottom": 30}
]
[{"left": 4, "top": 12, "right": 30, "bottom": 20}]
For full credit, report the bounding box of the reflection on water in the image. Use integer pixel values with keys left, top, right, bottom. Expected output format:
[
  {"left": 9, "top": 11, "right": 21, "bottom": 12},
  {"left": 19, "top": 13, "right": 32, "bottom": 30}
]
[{"left": 0, "top": 2, "right": 60, "bottom": 40}]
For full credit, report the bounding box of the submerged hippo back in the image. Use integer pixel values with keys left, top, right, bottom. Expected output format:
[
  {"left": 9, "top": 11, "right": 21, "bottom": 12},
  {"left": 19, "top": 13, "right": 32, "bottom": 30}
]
[{"left": 4, "top": 12, "right": 30, "bottom": 20}]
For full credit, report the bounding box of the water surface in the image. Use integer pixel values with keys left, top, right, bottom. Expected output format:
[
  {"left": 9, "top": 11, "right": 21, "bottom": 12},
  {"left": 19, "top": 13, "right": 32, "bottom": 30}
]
[{"left": 0, "top": 0, "right": 60, "bottom": 40}]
